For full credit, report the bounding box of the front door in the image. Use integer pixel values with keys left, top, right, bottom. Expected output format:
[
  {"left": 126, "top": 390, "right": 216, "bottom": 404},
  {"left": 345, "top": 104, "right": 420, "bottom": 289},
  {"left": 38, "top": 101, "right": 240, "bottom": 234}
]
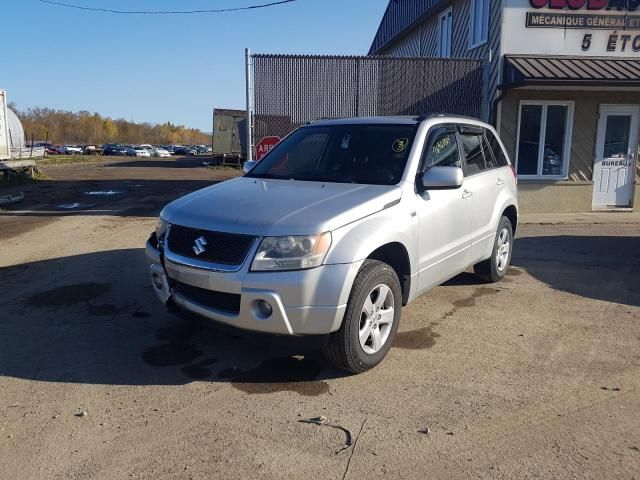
[
  {"left": 592, "top": 105, "right": 639, "bottom": 209},
  {"left": 415, "top": 126, "right": 471, "bottom": 294}
]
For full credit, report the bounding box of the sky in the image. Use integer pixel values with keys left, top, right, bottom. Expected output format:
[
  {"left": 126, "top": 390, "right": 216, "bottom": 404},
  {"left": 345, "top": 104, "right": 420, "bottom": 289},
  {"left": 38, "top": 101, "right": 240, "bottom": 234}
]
[{"left": 3, "top": 0, "right": 389, "bottom": 131}]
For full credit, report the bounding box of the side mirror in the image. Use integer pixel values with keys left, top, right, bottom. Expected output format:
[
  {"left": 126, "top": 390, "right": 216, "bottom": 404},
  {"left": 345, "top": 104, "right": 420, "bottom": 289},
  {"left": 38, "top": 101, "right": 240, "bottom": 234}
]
[
  {"left": 242, "top": 160, "right": 257, "bottom": 174},
  {"left": 419, "top": 166, "right": 464, "bottom": 190}
]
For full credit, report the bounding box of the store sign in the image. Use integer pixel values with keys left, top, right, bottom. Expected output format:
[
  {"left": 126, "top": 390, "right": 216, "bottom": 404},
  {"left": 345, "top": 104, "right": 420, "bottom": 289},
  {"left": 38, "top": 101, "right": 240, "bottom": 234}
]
[
  {"left": 526, "top": 13, "right": 640, "bottom": 30},
  {"left": 502, "top": 0, "right": 640, "bottom": 56},
  {"left": 529, "top": 0, "right": 639, "bottom": 9}
]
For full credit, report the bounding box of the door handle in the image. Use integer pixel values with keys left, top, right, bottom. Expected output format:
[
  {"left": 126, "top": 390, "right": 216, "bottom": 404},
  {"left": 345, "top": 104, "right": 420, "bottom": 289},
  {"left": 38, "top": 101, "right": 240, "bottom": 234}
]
[
  {"left": 462, "top": 189, "right": 473, "bottom": 199},
  {"left": 497, "top": 178, "right": 505, "bottom": 186}
]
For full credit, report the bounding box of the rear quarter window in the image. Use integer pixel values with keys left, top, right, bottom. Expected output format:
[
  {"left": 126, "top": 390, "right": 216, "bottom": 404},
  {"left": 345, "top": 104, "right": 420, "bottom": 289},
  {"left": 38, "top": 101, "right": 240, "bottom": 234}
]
[
  {"left": 486, "top": 130, "right": 509, "bottom": 167},
  {"left": 459, "top": 132, "right": 486, "bottom": 176}
]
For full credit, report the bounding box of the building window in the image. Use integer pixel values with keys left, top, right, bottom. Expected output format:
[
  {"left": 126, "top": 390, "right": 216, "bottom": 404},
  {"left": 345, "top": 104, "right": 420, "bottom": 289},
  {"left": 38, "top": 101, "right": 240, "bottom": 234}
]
[
  {"left": 515, "top": 101, "right": 574, "bottom": 179},
  {"left": 469, "top": 0, "right": 489, "bottom": 48},
  {"left": 438, "top": 8, "right": 452, "bottom": 58}
]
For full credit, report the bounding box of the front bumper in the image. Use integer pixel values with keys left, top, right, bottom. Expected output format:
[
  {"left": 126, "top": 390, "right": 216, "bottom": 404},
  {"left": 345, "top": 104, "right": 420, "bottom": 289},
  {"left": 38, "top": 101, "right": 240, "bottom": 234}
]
[{"left": 145, "top": 236, "right": 361, "bottom": 336}]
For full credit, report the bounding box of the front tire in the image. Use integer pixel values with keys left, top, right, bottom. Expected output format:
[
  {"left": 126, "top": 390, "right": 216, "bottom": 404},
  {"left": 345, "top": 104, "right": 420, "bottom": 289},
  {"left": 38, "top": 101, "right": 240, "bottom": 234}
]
[
  {"left": 323, "top": 260, "right": 402, "bottom": 374},
  {"left": 473, "top": 215, "right": 513, "bottom": 283}
]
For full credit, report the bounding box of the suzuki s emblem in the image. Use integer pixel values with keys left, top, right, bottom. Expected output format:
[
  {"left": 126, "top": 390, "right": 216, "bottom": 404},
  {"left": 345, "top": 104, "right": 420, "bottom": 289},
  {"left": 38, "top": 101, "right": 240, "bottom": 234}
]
[{"left": 193, "top": 236, "right": 208, "bottom": 256}]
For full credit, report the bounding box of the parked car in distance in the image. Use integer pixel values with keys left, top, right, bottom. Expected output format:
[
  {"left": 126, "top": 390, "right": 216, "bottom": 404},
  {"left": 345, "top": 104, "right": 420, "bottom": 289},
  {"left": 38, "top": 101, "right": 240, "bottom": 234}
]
[
  {"left": 147, "top": 115, "right": 518, "bottom": 373},
  {"left": 132, "top": 146, "right": 151, "bottom": 157},
  {"left": 152, "top": 147, "right": 171, "bottom": 158},
  {"left": 103, "top": 144, "right": 130, "bottom": 156},
  {"left": 59, "top": 145, "right": 83, "bottom": 155},
  {"left": 83, "top": 145, "right": 103, "bottom": 155},
  {"left": 193, "top": 145, "right": 208, "bottom": 154},
  {"left": 46, "top": 145, "right": 62, "bottom": 155},
  {"left": 174, "top": 146, "right": 197, "bottom": 156}
]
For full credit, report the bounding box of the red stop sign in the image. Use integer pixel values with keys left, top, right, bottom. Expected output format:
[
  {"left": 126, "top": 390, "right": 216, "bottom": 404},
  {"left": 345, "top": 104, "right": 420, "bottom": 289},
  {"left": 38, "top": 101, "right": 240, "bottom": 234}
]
[{"left": 255, "top": 136, "right": 280, "bottom": 161}]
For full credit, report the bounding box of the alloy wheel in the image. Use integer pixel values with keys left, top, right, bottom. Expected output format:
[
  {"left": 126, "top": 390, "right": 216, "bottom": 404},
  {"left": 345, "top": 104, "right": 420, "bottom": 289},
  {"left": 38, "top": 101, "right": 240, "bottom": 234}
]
[
  {"left": 359, "top": 284, "right": 395, "bottom": 355},
  {"left": 495, "top": 227, "right": 511, "bottom": 272}
]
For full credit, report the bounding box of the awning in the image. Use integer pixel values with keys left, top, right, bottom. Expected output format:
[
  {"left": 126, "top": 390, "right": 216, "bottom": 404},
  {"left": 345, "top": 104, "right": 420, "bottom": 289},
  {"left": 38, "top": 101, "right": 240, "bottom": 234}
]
[{"left": 502, "top": 55, "right": 640, "bottom": 88}]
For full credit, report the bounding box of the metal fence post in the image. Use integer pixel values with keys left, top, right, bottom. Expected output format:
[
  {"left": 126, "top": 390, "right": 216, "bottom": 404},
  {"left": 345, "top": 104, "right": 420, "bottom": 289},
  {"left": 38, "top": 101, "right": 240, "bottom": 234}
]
[{"left": 245, "top": 48, "right": 254, "bottom": 161}]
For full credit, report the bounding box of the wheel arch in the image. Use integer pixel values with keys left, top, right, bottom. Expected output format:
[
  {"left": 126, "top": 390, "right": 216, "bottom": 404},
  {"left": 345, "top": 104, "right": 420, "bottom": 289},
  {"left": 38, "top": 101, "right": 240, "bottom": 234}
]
[
  {"left": 502, "top": 204, "right": 518, "bottom": 234},
  {"left": 366, "top": 242, "right": 412, "bottom": 306}
]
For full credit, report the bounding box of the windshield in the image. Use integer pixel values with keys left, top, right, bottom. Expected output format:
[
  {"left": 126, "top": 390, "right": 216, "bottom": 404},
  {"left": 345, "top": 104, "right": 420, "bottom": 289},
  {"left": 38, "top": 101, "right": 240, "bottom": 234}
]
[{"left": 247, "top": 124, "right": 417, "bottom": 185}]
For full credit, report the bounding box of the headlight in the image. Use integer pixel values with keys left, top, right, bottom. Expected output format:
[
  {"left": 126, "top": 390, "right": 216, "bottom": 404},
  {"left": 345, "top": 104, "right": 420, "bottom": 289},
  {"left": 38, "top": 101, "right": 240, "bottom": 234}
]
[
  {"left": 155, "top": 217, "right": 168, "bottom": 240},
  {"left": 251, "top": 232, "right": 332, "bottom": 271}
]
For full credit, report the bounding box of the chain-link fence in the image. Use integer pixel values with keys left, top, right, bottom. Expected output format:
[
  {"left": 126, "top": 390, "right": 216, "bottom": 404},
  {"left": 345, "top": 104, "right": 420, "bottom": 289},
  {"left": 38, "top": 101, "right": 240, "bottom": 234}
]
[{"left": 250, "top": 54, "right": 484, "bottom": 151}]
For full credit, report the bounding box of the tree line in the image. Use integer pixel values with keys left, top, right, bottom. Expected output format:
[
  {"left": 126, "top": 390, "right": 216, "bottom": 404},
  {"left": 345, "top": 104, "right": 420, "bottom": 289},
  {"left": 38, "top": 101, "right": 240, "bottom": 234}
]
[{"left": 12, "top": 105, "right": 211, "bottom": 146}]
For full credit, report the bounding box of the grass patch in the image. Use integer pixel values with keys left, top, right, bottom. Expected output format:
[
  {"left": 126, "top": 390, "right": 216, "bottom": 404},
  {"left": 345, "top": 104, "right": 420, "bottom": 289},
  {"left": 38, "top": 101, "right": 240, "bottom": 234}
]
[
  {"left": 38, "top": 155, "right": 112, "bottom": 165},
  {"left": 204, "top": 164, "right": 242, "bottom": 172}
]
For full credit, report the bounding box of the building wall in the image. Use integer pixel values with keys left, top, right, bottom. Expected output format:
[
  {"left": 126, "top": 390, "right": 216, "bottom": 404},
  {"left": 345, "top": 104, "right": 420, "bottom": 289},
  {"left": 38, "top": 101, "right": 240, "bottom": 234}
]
[
  {"left": 382, "top": 16, "right": 438, "bottom": 58},
  {"left": 500, "top": 89, "right": 640, "bottom": 183},
  {"left": 379, "top": 0, "right": 502, "bottom": 122}
]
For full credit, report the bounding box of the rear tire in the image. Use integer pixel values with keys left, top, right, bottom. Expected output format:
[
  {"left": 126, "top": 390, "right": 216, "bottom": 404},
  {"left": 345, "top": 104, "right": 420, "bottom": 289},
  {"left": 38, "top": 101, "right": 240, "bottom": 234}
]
[
  {"left": 473, "top": 215, "right": 513, "bottom": 283},
  {"left": 323, "top": 260, "right": 402, "bottom": 374}
]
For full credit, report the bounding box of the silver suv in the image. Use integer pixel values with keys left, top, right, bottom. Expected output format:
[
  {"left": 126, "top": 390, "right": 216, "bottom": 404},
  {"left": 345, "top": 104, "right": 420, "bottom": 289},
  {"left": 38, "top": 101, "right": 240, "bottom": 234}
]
[{"left": 146, "top": 115, "right": 518, "bottom": 373}]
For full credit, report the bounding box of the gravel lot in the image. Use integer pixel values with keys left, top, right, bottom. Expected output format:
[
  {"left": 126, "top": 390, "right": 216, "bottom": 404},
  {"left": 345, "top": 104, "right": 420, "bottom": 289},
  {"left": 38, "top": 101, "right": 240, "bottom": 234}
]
[{"left": 1, "top": 157, "right": 639, "bottom": 479}]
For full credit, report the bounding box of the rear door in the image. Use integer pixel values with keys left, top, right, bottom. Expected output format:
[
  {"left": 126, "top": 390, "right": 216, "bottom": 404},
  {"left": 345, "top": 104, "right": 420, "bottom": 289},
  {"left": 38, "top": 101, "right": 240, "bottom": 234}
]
[
  {"left": 416, "top": 125, "right": 472, "bottom": 292},
  {"left": 457, "top": 126, "right": 498, "bottom": 263}
]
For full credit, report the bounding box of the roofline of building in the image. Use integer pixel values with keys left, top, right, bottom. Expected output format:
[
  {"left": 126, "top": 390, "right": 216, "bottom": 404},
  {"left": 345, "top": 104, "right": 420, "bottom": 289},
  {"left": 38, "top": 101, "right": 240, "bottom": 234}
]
[{"left": 368, "top": 0, "right": 448, "bottom": 55}]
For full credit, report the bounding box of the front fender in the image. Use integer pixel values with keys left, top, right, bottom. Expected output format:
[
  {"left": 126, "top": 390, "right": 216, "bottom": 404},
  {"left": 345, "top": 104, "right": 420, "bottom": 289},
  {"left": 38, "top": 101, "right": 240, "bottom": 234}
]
[{"left": 324, "top": 203, "right": 418, "bottom": 273}]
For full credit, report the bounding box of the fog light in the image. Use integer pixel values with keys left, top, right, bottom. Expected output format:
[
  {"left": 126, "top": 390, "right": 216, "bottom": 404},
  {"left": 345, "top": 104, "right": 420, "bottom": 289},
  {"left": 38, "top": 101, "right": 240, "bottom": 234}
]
[
  {"left": 257, "top": 300, "right": 273, "bottom": 318},
  {"left": 151, "top": 273, "right": 163, "bottom": 290}
]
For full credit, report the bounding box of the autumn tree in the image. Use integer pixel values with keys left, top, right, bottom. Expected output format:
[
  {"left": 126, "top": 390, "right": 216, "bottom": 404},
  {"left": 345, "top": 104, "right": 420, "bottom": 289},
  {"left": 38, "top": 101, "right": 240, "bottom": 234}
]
[{"left": 13, "top": 106, "right": 211, "bottom": 145}]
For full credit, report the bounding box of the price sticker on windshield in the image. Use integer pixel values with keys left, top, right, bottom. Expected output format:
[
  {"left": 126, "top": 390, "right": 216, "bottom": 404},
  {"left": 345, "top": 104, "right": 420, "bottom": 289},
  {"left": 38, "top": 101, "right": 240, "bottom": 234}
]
[{"left": 392, "top": 138, "right": 409, "bottom": 153}]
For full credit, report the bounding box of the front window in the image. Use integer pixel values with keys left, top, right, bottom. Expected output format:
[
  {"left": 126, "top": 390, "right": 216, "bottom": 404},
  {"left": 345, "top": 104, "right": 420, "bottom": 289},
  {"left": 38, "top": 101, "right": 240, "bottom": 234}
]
[
  {"left": 247, "top": 124, "right": 417, "bottom": 185},
  {"left": 470, "top": 0, "right": 489, "bottom": 48},
  {"left": 420, "top": 127, "right": 460, "bottom": 171},
  {"left": 516, "top": 101, "right": 573, "bottom": 179}
]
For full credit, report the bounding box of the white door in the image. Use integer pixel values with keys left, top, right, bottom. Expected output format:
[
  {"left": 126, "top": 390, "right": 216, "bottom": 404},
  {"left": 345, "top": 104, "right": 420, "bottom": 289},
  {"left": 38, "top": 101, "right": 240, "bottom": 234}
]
[{"left": 592, "top": 105, "right": 639, "bottom": 208}]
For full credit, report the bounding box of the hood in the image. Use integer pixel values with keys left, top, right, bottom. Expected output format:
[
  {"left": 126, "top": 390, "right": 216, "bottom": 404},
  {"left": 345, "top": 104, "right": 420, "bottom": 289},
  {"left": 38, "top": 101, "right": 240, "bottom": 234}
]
[{"left": 161, "top": 177, "right": 402, "bottom": 236}]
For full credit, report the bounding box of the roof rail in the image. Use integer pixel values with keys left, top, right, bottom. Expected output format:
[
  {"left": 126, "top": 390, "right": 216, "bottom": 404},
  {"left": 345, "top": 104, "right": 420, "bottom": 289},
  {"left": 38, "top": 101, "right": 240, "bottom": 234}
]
[{"left": 415, "top": 113, "right": 481, "bottom": 123}]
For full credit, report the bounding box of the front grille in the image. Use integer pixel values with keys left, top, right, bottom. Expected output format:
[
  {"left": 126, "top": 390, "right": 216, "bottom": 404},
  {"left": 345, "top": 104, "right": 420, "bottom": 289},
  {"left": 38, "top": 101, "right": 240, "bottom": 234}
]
[
  {"left": 173, "top": 281, "right": 241, "bottom": 315},
  {"left": 167, "top": 225, "right": 255, "bottom": 265}
]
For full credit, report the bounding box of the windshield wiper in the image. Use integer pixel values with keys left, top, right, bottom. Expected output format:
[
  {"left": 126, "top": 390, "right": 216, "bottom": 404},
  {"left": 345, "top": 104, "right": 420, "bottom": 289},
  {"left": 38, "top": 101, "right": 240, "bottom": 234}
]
[
  {"left": 292, "top": 175, "right": 353, "bottom": 184},
  {"left": 247, "top": 173, "right": 294, "bottom": 180}
]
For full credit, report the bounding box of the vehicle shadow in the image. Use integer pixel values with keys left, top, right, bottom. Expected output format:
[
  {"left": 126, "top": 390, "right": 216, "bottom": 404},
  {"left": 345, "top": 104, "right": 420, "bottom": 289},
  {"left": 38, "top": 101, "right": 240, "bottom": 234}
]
[
  {"left": 511, "top": 234, "right": 640, "bottom": 307},
  {"left": 0, "top": 248, "right": 343, "bottom": 391},
  {"left": 4, "top": 235, "right": 637, "bottom": 389},
  {"left": 0, "top": 178, "right": 223, "bottom": 219}
]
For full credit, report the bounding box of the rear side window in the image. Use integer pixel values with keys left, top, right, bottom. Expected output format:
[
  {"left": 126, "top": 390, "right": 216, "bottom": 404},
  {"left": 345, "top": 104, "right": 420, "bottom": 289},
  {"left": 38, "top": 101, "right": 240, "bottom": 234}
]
[
  {"left": 420, "top": 127, "right": 461, "bottom": 171},
  {"left": 459, "top": 132, "right": 486, "bottom": 176},
  {"left": 485, "top": 129, "right": 509, "bottom": 167},
  {"left": 481, "top": 133, "right": 498, "bottom": 169}
]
